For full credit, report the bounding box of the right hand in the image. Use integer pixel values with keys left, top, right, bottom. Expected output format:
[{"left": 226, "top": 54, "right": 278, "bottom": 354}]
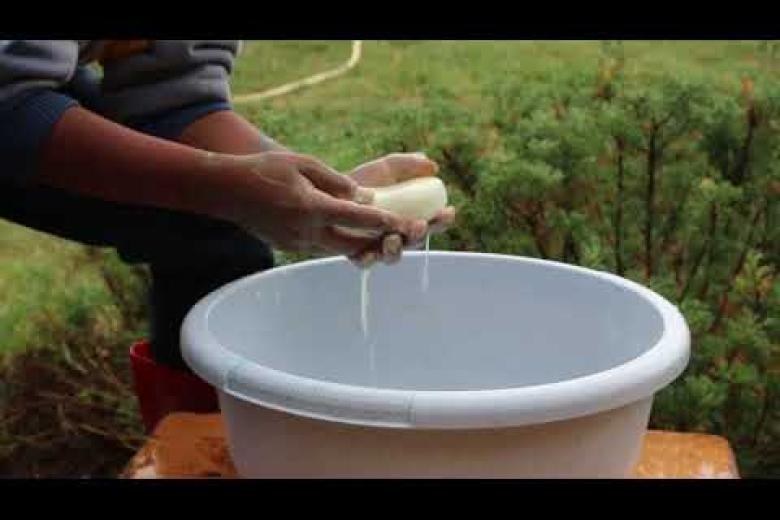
[
  {"left": 214, "top": 151, "right": 429, "bottom": 256},
  {"left": 347, "top": 152, "right": 457, "bottom": 267}
]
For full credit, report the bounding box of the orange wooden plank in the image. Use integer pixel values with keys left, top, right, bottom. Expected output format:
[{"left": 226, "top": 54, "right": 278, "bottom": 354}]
[
  {"left": 122, "top": 413, "right": 739, "bottom": 479},
  {"left": 633, "top": 430, "right": 739, "bottom": 478}
]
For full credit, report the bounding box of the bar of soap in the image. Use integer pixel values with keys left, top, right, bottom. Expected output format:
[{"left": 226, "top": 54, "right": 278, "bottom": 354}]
[
  {"left": 362, "top": 177, "right": 448, "bottom": 222},
  {"left": 340, "top": 177, "right": 448, "bottom": 240}
]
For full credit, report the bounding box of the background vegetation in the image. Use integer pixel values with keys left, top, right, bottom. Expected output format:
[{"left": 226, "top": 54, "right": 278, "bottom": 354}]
[{"left": 1, "top": 41, "right": 777, "bottom": 477}]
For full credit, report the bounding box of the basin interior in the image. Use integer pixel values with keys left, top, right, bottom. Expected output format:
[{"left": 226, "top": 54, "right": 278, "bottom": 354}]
[{"left": 206, "top": 254, "right": 664, "bottom": 391}]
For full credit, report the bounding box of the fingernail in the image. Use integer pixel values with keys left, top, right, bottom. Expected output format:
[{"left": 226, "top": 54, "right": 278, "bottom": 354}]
[
  {"left": 354, "top": 186, "right": 375, "bottom": 205},
  {"left": 382, "top": 234, "right": 403, "bottom": 257}
]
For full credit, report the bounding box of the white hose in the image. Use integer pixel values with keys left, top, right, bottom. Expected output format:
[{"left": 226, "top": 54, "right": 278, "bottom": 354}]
[{"left": 232, "top": 40, "right": 363, "bottom": 104}]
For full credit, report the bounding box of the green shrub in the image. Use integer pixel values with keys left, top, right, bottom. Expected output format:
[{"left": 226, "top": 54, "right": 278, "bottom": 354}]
[{"left": 416, "top": 56, "right": 779, "bottom": 476}]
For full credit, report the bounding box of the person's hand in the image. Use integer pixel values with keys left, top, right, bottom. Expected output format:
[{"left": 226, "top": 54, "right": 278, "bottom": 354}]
[
  {"left": 216, "top": 151, "right": 428, "bottom": 256},
  {"left": 348, "top": 152, "right": 457, "bottom": 267}
]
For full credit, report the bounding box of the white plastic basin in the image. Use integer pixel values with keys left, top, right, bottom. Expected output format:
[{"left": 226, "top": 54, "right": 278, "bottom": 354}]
[{"left": 181, "top": 252, "right": 690, "bottom": 478}]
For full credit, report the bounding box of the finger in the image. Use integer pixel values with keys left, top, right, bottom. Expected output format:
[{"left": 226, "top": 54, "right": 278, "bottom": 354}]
[
  {"left": 317, "top": 226, "right": 379, "bottom": 256},
  {"left": 406, "top": 219, "right": 429, "bottom": 244},
  {"left": 350, "top": 152, "right": 439, "bottom": 187},
  {"left": 349, "top": 157, "right": 393, "bottom": 187},
  {"left": 380, "top": 234, "right": 404, "bottom": 265},
  {"left": 428, "top": 206, "right": 457, "bottom": 234},
  {"left": 315, "top": 192, "right": 427, "bottom": 239},
  {"left": 383, "top": 152, "right": 439, "bottom": 182},
  {"left": 296, "top": 154, "right": 357, "bottom": 199},
  {"left": 350, "top": 249, "right": 381, "bottom": 269}
]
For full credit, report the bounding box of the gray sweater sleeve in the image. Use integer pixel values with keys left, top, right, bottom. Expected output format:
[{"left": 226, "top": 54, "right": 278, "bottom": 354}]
[
  {"left": 100, "top": 40, "right": 239, "bottom": 123},
  {"left": 0, "top": 40, "right": 239, "bottom": 184},
  {"left": 0, "top": 40, "right": 80, "bottom": 183},
  {"left": 0, "top": 40, "right": 79, "bottom": 102}
]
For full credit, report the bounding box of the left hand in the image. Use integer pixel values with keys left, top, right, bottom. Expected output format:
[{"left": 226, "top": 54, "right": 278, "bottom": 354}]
[{"left": 348, "top": 152, "right": 457, "bottom": 267}]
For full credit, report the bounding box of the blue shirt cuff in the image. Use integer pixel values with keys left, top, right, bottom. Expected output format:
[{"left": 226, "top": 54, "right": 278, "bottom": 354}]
[
  {"left": 0, "top": 90, "right": 79, "bottom": 185},
  {"left": 128, "top": 101, "right": 233, "bottom": 141}
]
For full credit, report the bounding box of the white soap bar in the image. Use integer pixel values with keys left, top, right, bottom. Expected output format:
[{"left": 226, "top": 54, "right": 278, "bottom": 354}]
[
  {"left": 339, "top": 177, "right": 448, "bottom": 240},
  {"left": 365, "top": 177, "right": 448, "bottom": 222}
]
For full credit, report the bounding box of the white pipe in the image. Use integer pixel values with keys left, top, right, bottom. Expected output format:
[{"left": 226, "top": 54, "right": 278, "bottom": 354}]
[{"left": 232, "top": 40, "right": 363, "bottom": 104}]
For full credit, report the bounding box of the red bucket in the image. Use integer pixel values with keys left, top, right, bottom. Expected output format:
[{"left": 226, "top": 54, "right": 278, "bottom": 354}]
[{"left": 129, "top": 340, "right": 219, "bottom": 433}]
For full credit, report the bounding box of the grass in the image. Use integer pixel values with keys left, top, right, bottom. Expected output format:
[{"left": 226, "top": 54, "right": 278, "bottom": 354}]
[
  {"left": 0, "top": 221, "right": 105, "bottom": 354},
  {"left": 233, "top": 41, "right": 780, "bottom": 171},
  {"left": 230, "top": 40, "right": 353, "bottom": 95},
  {"left": 1, "top": 40, "right": 779, "bottom": 477},
  {"left": 0, "top": 236, "right": 148, "bottom": 476}
]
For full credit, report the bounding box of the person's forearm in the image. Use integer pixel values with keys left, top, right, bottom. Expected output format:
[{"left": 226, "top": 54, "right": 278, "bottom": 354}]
[
  {"left": 177, "top": 109, "right": 288, "bottom": 155},
  {"left": 38, "top": 106, "right": 238, "bottom": 222}
]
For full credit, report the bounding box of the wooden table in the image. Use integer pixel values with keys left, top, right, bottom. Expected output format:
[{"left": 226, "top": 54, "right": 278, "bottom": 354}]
[{"left": 122, "top": 413, "right": 740, "bottom": 479}]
